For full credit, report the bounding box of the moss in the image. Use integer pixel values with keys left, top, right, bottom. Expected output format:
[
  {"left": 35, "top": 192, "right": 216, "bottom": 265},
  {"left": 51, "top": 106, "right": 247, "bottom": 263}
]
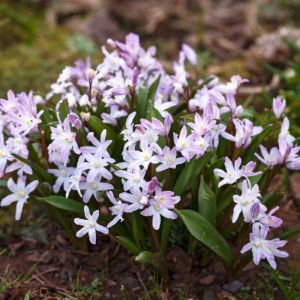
[{"left": 0, "top": 28, "right": 99, "bottom": 97}]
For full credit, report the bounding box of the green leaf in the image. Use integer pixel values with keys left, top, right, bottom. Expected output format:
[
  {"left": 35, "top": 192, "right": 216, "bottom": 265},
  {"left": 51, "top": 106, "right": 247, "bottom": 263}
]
[
  {"left": 59, "top": 100, "right": 69, "bottom": 121},
  {"left": 173, "top": 152, "right": 213, "bottom": 196},
  {"left": 87, "top": 116, "right": 117, "bottom": 141},
  {"left": 36, "top": 195, "right": 84, "bottom": 214},
  {"left": 116, "top": 236, "right": 141, "bottom": 255},
  {"left": 160, "top": 219, "right": 172, "bottom": 254},
  {"left": 262, "top": 192, "right": 283, "bottom": 208},
  {"left": 279, "top": 226, "right": 300, "bottom": 240},
  {"left": 136, "top": 87, "right": 149, "bottom": 118},
  {"left": 148, "top": 75, "right": 161, "bottom": 102},
  {"left": 0, "top": 179, "right": 7, "bottom": 187},
  {"left": 146, "top": 76, "right": 162, "bottom": 121},
  {"left": 217, "top": 188, "right": 235, "bottom": 215},
  {"left": 176, "top": 209, "right": 233, "bottom": 264},
  {"left": 198, "top": 177, "right": 216, "bottom": 226},
  {"left": 130, "top": 213, "right": 143, "bottom": 249}
]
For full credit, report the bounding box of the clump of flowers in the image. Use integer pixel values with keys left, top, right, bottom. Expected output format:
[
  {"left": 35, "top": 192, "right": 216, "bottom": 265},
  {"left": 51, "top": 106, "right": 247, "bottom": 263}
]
[{"left": 1, "top": 33, "right": 299, "bottom": 277}]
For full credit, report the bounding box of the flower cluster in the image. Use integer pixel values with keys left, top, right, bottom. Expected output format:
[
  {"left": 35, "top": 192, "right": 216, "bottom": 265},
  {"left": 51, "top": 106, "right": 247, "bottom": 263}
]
[{"left": 1, "top": 33, "right": 298, "bottom": 272}]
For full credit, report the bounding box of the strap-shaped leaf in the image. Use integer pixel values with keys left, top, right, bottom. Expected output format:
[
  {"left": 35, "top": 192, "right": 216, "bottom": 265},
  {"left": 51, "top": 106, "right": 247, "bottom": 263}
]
[
  {"left": 198, "top": 177, "right": 216, "bottom": 226},
  {"left": 279, "top": 226, "right": 300, "bottom": 240},
  {"left": 36, "top": 195, "right": 84, "bottom": 214},
  {"left": 173, "top": 151, "right": 213, "bottom": 196},
  {"left": 116, "top": 236, "right": 141, "bottom": 255},
  {"left": 87, "top": 115, "right": 117, "bottom": 141},
  {"left": 176, "top": 209, "right": 233, "bottom": 264}
]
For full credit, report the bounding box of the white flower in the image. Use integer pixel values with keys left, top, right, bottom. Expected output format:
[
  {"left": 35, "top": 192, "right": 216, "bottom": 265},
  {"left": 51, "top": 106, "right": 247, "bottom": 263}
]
[
  {"left": 119, "top": 188, "right": 148, "bottom": 212},
  {"left": 115, "top": 167, "right": 147, "bottom": 191},
  {"left": 156, "top": 146, "right": 186, "bottom": 172},
  {"left": 141, "top": 199, "right": 177, "bottom": 230},
  {"left": 74, "top": 206, "right": 108, "bottom": 244},
  {"left": 106, "top": 191, "right": 127, "bottom": 228},
  {"left": 232, "top": 180, "right": 262, "bottom": 223},
  {"left": 79, "top": 180, "right": 113, "bottom": 203},
  {"left": 0, "top": 131, "right": 12, "bottom": 176},
  {"left": 1, "top": 177, "right": 38, "bottom": 220},
  {"left": 48, "top": 164, "right": 75, "bottom": 193}
]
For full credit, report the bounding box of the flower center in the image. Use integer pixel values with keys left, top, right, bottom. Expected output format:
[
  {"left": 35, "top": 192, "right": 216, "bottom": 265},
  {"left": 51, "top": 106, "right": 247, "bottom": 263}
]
[
  {"left": 132, "top": 174, "right": 140, "bottom": 183},
  {"left": 25, "top": 118, "right": 33, "bottom": 126},
  {"left": 241, "top": 198, "right": 250, "bottom": 206},
  {"left": 64, "top": 136, "right": 72, "bottom": 143},
  {"left": 228, "top": 172, "right": 235, "bottom": 179},
  {"left": 0, "top": 150, "right": 6, "bottom": 158},
  {"left": 154, "top": 203, "right": 161, "bottom": 211},
  {"left": 93, "top": 161, "right": 101, "bottom": 168},
  {"left": 255, "top": 241, "right": 263, "bottom": 248},
  {"left": 87, "top": 220, "right": 95, "bottom": 228},
  {"left": 60, "top": 169, "right": 67, "bottom": 176},
  {"left": 143, "top": 153, "right": 150, "bottom": 160},
  {"left": 16, "top": 191, "right": 25, "bottom": 198},
  {"left": 90, "top": 182, "right": 98, "bottom": 190}
]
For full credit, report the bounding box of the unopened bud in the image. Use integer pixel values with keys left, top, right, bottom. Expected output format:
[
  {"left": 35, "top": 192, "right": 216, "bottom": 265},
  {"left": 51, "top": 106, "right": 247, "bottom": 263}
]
[
  {"left": 148, "top": 177, "right": 158, "bottom": 194},
  {"left": 80, "top": 112, "right": 91, "bottom": 122},
  {"left": 251, "top": 203, "right": 260, "bottom": 219},
  {"left": 91, "top": 88, "right": 98, "bottom": 97},
  {"left": 79, "top": 94, "right": 90, "bottom": 107},
  {"left": 87, "top": 68, "right": 96, "bottom": 80}
]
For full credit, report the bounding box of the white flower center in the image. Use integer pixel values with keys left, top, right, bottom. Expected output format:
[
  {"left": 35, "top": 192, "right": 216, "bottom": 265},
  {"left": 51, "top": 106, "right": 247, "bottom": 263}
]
[
  {"left": 228, "top": 172, "right": 235, "bottom": 179},
  {"left": 165, "top": 156, "right": 175, "bottom": 165},
  {"left": 93, "top": 161, "right": 101, "bottom": 168},
  {"left": 16, "top": 191, "right": 25, "bottom": 198},
  {"left": 154, "top": 203, "right": 161, "bottom": 211},
  {"left": 60, "top": 169, "right": 67, "bottom": 176},
  {"left": 87, "top": 220, "right": 95, "bottom": 228},
  {"left": 25, "top": 118, "right": 33, "bottom": 126},
  {"left": 90, "top": 182, "right": 98, "bottom": 190},
  {"left": 254, "top": 240, "right": 263, "bottom": 248},
  {"left": 64, "top": 135, "right": 73, "bottom": 143},
  {"left": 131, "top": 174, "right": 141, "bottom": 183},
  {"left": 143, "top": 153, "right": 150, "bottom": 161},
  {"left": 241, "top": 198, "right": 250, "bottom": 206},
  {"left": 0, "top": 150, "right": 6, "bottom": 158}
]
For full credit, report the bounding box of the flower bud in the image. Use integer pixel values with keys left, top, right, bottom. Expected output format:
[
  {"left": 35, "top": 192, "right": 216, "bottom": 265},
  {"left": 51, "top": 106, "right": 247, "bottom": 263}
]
[
  {"left": 91, "top": 88, "right": 98, "bottom": 98},
  {"left": 68, "top": 113, "right": 82, "bottom": 129},
  {"left": 79, "top": 95, "right": 90, "bottom": 107},
  {"left": 80, "top": 112, "right": 90, "bottom": 122},
  {"left": 87, "top": 68, "right": 96, "bottom": 80},
  {"left": 148, "top": 177, "right": 158, "bottom": 194}
]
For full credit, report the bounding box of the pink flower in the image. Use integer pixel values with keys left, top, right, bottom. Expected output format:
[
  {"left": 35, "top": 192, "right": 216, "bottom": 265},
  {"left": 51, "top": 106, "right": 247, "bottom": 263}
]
[
  {"left": 241, "top": 223, "right": 288, "bottom": 269},
  {"left": 48, "top": 118, "right": 80, "bottom": 165},
  {"left": 141, "top": 190, "right": 180, "bottom": 230},
  {"left": 255, "top": 145, "right": 283, "bottom": 167},
  {"left": 232, "top": 180, "right": 262, "bottom": 223},
  {"left": 155, "top": 147, "right": 186, "bottom": 172},
  {"left": 181, "top": 44, "right": 197, "bottom": 66}
]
